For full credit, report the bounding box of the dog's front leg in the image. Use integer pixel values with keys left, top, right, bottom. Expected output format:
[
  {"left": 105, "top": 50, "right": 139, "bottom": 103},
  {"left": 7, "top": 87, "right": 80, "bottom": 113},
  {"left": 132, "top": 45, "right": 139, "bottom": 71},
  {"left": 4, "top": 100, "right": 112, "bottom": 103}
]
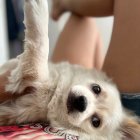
[{"left": 6, "top": 0, "right": 49, "bottom": 94}]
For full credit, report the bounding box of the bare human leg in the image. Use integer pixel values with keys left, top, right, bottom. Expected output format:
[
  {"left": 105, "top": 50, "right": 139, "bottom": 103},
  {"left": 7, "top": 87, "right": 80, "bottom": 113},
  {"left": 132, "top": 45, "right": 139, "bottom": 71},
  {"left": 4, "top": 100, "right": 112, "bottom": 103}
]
[
  {"left": 52, "top": 14, "right": 104, "bottom": 70},
  {"left": 51, "top": 0, "right": 114, "bottom": 20}
]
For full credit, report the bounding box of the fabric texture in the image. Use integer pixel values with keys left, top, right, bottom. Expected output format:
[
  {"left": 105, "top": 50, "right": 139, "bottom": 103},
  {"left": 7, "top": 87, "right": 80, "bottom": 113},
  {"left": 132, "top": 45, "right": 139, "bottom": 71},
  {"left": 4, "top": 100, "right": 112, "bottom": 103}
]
[
  {"left": 121, "top": 93, "right": 140, "bottom": 116},
  {"left": 0, "top": 123, "right": 78, "bottom": 140}
]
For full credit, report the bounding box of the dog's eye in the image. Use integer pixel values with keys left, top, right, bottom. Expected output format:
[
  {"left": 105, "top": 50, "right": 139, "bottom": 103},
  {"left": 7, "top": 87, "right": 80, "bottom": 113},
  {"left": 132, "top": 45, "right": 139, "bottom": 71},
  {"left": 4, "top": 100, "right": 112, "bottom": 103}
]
[
  {"left": 91, "top": 114, "right": 101, "bottom": 128},
  {"left": 91, "top": 84, "right": 101, "bottom": 95}
]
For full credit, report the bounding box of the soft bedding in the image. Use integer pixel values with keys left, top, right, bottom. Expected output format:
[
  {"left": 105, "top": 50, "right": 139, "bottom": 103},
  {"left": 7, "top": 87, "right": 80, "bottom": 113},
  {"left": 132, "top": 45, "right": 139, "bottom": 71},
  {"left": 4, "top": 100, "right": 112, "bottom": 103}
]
[{"left": 0, "top": 123, "right": 78, "bottom": 140}]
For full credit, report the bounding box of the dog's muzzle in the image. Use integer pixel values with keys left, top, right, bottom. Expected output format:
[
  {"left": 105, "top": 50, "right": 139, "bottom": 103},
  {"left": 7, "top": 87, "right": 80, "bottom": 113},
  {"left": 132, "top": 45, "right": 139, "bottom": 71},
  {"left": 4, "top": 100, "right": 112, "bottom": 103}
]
[{"left": 67, "top": 93, "right": 87, "bottom": 113}]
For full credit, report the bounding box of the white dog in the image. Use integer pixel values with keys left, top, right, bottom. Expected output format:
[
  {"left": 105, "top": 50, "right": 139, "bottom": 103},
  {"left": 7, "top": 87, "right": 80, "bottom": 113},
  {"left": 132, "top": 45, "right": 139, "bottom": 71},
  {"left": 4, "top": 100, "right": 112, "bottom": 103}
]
[{"left": 0, "top": 0, "right": 140, "bottom": 140}]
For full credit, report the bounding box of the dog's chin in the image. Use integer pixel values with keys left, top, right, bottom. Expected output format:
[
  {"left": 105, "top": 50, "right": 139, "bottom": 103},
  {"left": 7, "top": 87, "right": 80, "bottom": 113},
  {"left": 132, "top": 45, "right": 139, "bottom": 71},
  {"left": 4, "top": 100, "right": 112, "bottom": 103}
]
[{"left": 68, "top": 115, "right": 81, "bottom": 126}]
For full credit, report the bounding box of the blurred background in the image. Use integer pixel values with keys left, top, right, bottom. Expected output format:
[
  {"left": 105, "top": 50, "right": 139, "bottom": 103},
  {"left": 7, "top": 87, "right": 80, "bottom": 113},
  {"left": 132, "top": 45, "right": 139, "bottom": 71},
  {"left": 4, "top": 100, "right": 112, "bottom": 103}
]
[{"left": 0, "top": 0, "right": 113, "bottom": 65}]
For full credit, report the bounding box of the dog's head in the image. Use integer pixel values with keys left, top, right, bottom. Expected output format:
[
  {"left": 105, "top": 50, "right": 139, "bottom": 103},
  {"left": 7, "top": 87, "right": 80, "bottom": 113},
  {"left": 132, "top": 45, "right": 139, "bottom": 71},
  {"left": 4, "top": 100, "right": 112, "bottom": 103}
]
[
  {"left": 48, "top": 64, "right": 140, "bottom": 139},
  {"left": 64, "top": 68, "right": 124, "bottom": 138},
  {"left": 65, "top": 82, "right": 140, "bottom": 139}
]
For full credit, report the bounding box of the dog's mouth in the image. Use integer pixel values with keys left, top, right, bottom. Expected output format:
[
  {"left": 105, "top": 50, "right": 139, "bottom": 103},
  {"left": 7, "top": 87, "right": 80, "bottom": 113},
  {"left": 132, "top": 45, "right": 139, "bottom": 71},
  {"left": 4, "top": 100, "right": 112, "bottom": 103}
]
[
  {"left": 67, "top": 94, "right": 87, "bottom": 114},
  {"left": 67, "top": 94, "right": 75, "bottom": 113}
]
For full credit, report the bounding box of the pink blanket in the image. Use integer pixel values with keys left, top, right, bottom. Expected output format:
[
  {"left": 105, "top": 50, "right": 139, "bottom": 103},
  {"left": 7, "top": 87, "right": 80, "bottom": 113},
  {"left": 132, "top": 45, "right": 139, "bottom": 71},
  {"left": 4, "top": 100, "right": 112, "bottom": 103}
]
[{"left": 0, "top": 123, "right": 78, "bottom": 140}]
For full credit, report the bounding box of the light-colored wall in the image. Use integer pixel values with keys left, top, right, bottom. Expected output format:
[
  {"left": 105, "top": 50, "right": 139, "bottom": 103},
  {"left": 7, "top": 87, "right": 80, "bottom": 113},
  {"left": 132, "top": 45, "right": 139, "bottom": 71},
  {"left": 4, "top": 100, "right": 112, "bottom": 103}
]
[
  {"left": 0, "top": 0, "right": 9, "bottom": 65},
  {"left": 96, "top": 17, "right": 114, "bottom": 53}
]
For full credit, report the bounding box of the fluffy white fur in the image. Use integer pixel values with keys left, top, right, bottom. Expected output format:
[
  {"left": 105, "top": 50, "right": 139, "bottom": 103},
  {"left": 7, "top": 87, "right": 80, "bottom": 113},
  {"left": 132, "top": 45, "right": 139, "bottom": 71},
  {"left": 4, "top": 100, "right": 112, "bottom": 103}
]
[{"left": 0, "top": 0, "right": 140, "bottom": 140}]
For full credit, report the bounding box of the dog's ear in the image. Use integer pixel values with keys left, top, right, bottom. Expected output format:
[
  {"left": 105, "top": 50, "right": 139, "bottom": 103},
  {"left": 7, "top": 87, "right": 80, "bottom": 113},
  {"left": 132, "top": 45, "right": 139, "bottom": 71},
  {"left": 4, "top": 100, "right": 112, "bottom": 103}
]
[{"left": 120, "top": 117, "right": 140, "bottom": 140}]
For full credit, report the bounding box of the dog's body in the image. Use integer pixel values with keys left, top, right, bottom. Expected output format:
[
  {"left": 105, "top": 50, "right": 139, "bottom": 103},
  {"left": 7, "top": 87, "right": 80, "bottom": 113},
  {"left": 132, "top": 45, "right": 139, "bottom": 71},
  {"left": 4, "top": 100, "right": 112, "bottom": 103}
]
[{"left": 0, "top": 0, "right": 140, "bottom": 139}]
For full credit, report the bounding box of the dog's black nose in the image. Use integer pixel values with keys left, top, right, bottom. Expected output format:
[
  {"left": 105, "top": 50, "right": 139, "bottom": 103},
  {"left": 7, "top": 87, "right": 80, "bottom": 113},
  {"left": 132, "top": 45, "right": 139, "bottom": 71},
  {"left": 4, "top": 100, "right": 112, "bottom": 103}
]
[
  {"left": 67, "top": 94, "right": 87, "bottom": 113},
  {"left": 74, "top": 96, "right": 87, "bottom": 112}
]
